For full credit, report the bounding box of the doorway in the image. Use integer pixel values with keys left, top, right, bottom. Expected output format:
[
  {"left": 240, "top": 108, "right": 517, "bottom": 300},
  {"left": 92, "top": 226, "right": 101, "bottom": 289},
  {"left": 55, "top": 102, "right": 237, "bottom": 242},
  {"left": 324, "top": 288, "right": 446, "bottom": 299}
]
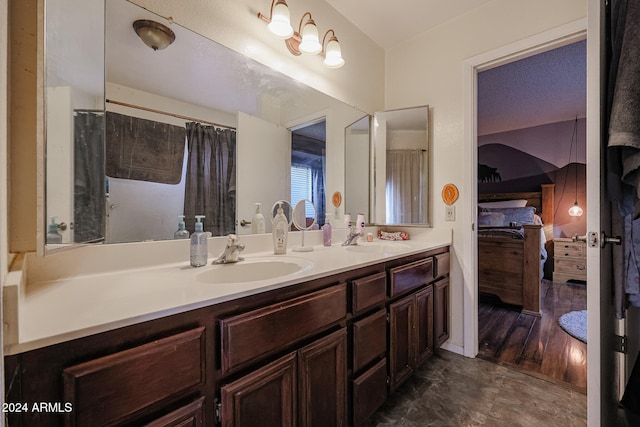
[{"left": 475, "top": 41, "right": 587, "bottom": 392}]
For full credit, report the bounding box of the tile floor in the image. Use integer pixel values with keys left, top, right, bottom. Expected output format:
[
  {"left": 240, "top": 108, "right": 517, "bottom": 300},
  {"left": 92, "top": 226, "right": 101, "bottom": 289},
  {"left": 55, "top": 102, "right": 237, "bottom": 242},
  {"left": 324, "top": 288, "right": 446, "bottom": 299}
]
[{"left": 362, "top": 350, "right": 587, "bottom": 427}]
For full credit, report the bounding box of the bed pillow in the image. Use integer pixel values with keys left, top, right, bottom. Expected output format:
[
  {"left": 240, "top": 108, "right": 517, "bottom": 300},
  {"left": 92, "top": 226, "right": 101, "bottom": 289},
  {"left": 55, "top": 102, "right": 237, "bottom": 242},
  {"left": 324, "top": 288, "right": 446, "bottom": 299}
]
[
  {"left": 478, "top": 212, "right": 506, "bottom": 226},
  {"left": 478, "top": 199, "right": 528, "bottom": 208},
  {"left": 479, "top": 206, "right": 536, "bottom": 225}
]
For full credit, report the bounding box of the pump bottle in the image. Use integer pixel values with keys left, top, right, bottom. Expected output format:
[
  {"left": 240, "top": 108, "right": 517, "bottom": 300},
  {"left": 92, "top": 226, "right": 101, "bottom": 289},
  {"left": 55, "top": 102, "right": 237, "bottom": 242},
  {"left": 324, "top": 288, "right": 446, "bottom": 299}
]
[
  {"left": 190, "top": 215, "right": 208, "bottom": 267},
  {"left": 174, "top": 215, "right": 190, "bottom": 239}
]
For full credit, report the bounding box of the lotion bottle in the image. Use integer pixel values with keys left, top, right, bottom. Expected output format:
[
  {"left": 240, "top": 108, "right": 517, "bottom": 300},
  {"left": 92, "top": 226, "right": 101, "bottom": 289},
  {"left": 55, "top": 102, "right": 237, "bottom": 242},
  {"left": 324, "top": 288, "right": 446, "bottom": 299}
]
[
  {"left": 190, "top": 215, "right": 208, "bottom": 267},
  {"left": 251, "top": 203, "right": 266, "bottom": 234},
  {"left": 322, "top": 214, "right": 332, "bottom": 247},
  {"left": 272, "top": 202, "right": 288, "bottom": 255},
  {"left": 174, "top": 215, "right": 190, "bottom": 239}
]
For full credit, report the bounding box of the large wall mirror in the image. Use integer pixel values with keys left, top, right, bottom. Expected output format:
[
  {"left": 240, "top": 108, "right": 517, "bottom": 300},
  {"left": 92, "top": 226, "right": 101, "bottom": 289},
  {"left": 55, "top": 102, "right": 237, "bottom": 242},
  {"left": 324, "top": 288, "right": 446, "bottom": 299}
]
[
  {"left": 44, "top": 0, "right": 370, "bottom": 249},
  {"left": 373, "top": 106, "right": 431, "bottom": 226}
]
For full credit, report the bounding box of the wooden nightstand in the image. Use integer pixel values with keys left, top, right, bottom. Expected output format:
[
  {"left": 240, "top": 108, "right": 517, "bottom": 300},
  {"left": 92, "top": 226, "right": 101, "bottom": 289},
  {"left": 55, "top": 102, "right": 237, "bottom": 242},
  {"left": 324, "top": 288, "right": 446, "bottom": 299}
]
[{"left": 553, "top": 238, "right": 587, "bottom": 283}]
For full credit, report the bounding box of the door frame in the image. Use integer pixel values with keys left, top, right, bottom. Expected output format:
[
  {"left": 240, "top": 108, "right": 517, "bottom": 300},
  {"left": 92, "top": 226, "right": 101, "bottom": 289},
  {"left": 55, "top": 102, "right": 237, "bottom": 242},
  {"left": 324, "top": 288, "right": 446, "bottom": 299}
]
[{"left": 462, "top": 14, "right": 597, "bottom": 418}]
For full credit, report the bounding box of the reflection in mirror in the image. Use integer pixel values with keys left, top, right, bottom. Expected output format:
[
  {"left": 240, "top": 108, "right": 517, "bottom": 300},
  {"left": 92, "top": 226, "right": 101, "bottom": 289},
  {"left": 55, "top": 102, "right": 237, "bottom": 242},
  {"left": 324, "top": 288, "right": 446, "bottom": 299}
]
[
  {"left": 45, "top": 0, "right": 106, "bottom": 244},
  {"left": 373, "top": 106, "right": 431, "bottom": 226},
  {"left": 291, "top": 120, "right": 326, "bottom": 227},
  {"left": 292, "top": 199, "right": 317, "bottom": 252},
  {"left": 271, "top": 200, "right": 293, "bottom": 227},
  {"left": 44, "top": 0, "right": 370, "bottom": 249},
  {"left": 344, "top": 115, "right": 371, "bottom": 223}
]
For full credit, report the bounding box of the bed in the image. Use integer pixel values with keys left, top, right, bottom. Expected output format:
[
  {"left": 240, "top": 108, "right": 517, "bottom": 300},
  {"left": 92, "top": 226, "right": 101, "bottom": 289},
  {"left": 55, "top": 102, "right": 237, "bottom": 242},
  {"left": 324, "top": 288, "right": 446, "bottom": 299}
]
[{"left": 477, "top": 184, "right": 555, "bottom": 316}]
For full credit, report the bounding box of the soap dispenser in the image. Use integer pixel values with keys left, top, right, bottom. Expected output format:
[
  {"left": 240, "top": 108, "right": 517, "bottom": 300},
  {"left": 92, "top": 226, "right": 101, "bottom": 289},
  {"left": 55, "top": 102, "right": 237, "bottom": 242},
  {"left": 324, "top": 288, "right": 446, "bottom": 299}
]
[
  {"left": 251, "top": 203, "right": 265, "bottom": 234},
  {"left": 272, "top": 202, "right": 288, "bottom": 255},
  {"left": 174, "top": 215, "right": 190, "bottom": 239},
  {"left": 190, "top": 215, "right": 208, "bottom": 267},
  {"left": 46, "top": 216, "right": 62, "bottom": 244}
]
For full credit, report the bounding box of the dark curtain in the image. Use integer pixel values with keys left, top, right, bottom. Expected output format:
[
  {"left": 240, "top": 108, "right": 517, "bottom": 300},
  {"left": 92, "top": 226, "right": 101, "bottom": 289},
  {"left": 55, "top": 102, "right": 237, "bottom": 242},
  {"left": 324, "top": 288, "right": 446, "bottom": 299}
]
[
  {"left": 606, "top": 0, "right": 640, "bottom": 316},
  {"left": 74, "top": 111, "right": 105, "bottom": 243},
  {"left": 183, "top": 122, "right": 236, "bottom": 237},
  {"left": 311, "top": 149, "right": 326, "bottom": 225}
]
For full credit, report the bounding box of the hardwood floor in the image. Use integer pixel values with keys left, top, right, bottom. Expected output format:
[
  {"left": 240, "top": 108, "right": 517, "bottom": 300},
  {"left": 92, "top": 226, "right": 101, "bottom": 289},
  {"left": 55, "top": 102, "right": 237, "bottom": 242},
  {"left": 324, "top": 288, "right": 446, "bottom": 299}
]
[{"left": 478, "top": 279, "right": 587, "bottom": 393}]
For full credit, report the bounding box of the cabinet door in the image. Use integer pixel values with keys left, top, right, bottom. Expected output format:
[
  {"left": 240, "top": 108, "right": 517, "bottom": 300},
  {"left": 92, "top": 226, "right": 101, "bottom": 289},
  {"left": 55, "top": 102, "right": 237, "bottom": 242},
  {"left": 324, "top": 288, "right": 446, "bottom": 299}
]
[
  {"left": 298, "top": 329, "right": 347, "bottom": 427},
  {"left": 144, "top": 397, "right": 205, "bottom": 427},
  {"left": 220, "top": 352, "right": 297, "bottom": 427},
  {"left": 415, "top": 286, "right": 434, "bottom": 367},
  {"left": 388, "top": 294, "right": 415, "bottom": 392},
  {"left": 434, "top": 278, "right": 450, "bottom": 349}
]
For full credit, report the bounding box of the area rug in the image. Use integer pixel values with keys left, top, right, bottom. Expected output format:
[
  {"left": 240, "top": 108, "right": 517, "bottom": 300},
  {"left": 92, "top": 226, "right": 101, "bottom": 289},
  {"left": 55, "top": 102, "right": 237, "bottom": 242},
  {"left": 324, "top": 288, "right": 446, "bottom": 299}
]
[{"left": 558, "top": 310, "right": 587, "bottom": 343}]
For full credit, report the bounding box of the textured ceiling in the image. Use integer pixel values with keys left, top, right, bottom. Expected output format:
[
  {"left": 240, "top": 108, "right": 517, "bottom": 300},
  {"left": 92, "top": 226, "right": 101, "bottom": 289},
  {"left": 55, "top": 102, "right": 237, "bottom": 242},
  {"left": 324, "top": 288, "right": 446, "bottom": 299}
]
[
  {"left": 325, "top": 0, "right": 494, "bottom": 49},
  {"left": 478, "top": 40, "right": 587, "bottom": 136}
]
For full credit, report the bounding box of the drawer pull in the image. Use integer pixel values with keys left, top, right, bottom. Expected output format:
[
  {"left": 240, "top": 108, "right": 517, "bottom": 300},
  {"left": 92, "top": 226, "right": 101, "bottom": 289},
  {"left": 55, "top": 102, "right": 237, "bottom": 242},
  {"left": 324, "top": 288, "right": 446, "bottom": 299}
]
[{"left": 577, "top": 265, "right": 586, "bottom": 270}]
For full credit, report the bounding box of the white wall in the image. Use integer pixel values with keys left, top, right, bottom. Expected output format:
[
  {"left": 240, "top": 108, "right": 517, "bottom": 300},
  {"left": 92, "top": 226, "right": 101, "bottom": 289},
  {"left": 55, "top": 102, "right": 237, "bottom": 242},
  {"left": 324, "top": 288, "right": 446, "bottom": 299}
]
[
  {"left": 385, "top": 0, "right": 587, "bottom": 352},
  {"left": 129, "top": 0, "right": 385, "bottom": 115}
]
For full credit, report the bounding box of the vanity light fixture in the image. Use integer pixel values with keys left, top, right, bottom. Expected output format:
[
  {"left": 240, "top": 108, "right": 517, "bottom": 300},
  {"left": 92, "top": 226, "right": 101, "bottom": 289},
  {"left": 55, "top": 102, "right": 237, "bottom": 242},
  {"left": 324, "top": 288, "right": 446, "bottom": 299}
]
[
  {"left": 568, "top": 116, "right": 583, "bottom": 217},
  {"left": 321, "top": 29, "right": 344, "bottom": 69},
  {"left": 258, "top": 1, "right": 344, "bottom": 68},
  {"left": 133, "top": 20, "right": 175, "bottom": 51}
]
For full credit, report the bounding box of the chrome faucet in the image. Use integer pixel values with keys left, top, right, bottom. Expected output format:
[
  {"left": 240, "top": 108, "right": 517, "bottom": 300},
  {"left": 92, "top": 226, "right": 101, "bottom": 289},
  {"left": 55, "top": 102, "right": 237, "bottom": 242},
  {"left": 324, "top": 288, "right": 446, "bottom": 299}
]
[
  {"left": 213, "top": 234, "right": 245, "bottom": 264},
  {"left": 342, "top": 226, "right": 363, "bottom": 246}
]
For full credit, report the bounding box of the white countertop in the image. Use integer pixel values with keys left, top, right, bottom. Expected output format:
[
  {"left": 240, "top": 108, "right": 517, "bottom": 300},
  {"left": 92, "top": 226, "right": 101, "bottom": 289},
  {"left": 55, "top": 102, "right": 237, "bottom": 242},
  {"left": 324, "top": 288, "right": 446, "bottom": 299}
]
[{"left": 4, "top": 232, "right": 450, "bottom": 355}]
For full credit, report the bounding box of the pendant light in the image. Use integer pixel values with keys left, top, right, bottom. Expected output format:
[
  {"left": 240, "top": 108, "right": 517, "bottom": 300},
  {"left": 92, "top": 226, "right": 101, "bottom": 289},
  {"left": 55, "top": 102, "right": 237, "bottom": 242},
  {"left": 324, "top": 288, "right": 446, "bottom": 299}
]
[{"left": 568, "top": 117, "right": 583, "bottom": 217}]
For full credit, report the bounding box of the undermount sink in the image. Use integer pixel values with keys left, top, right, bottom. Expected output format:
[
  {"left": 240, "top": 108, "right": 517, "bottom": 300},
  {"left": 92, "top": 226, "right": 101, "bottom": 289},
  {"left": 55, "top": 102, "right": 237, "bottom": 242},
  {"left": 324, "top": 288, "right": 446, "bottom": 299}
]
[
  {"left": 195, "top": 257, "right": 313, "bottom": 284},
  {"left": 345, "top": 242, "right": 410, "bottom": 255}
]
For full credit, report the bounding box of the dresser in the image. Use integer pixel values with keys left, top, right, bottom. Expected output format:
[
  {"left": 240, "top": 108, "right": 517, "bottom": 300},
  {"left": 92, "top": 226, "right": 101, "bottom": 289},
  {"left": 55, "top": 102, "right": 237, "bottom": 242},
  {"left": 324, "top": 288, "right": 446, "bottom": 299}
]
[{"left": 553, "top": 238, "right": 587, "bottom": 283}]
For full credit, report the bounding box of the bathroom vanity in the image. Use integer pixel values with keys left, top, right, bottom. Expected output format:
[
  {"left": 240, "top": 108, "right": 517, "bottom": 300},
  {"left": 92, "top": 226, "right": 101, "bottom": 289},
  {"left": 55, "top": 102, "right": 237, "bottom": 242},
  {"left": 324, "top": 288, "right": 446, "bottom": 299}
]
[{"left": 3, "top": 242, "right": 449, "bottom": 427}]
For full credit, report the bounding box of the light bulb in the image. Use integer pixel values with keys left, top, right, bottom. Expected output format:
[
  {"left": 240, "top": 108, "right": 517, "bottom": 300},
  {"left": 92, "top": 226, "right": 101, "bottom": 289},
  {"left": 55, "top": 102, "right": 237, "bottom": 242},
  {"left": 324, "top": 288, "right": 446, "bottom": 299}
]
[
  {"left": 323, "top": 37, "right": 344, "bottom": 68},
  {"left": 568, "top": 202, "right": 583, "bottom": 217},
  {"left": 267, "top": 1, "right": 293, "bottom": 39},
  {"left": 299, "top": 20, "right": 322, "bottom": 55}
]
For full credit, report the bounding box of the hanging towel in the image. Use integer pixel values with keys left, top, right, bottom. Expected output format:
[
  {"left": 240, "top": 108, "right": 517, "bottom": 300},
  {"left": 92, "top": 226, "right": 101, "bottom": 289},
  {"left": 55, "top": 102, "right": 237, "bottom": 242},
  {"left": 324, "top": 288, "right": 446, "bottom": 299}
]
[
  {"left": 607, "top": 0, "right": 640, "bottom": 314},
  {"left": 106, "top": 112, "right": 186, "bottom": 184}
]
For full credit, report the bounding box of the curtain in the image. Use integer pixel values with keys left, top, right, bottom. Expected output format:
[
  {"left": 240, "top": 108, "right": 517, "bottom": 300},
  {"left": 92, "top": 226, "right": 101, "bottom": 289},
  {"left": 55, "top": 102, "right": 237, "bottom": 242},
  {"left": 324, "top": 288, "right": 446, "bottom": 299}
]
[
  {"left": 183, "top": 123, "right": 236, "bottom": 237},
  {"left": 312, "top": 148, "right": 326, "bottom": 225},
  {"left": 74, "top": 111, "right": 105, "bottom": 243},
  {"left": 386, "top": 150, "right": 424, "bottom": 224}
]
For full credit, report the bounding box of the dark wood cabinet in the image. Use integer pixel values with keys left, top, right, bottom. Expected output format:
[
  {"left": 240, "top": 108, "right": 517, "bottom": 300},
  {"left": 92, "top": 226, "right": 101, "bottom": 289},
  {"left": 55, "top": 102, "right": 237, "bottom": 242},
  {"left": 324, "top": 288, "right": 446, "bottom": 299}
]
[
  {"left": 298, "top": 329, "right": 347, "bottom": 427},
  {"left": 4, "top": 247, "right": 450, "bottom": 427},
  {"left": 434, "top": 278, "right": 450, "bottom": 349},
  {"left": 220, "top": 352, "right": 297, "bottom": 427}
]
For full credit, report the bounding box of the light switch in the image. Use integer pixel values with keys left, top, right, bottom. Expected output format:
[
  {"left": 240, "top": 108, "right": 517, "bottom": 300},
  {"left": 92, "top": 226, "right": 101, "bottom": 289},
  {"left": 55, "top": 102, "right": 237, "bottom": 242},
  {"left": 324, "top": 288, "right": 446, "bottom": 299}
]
[{"left": 445, "top": 205, "right": 455, "bottom": 221}]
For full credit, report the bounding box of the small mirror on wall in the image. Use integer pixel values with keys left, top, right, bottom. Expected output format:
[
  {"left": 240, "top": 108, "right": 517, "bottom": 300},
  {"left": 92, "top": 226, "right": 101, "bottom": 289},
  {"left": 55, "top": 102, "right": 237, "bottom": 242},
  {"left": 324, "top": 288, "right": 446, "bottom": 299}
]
[{"left": 373, "top": 106, "right": 431, "bottom": 226}]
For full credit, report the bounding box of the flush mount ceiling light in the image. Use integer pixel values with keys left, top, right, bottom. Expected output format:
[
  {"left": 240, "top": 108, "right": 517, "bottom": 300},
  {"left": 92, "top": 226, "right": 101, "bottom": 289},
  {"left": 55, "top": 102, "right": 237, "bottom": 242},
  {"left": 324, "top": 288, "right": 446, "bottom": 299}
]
[
  {"left": 133, "top": 19, "right": 175, "bottom": 51},
  {"left": 258, "top": 1, "right": 344, "bottom": 68}
]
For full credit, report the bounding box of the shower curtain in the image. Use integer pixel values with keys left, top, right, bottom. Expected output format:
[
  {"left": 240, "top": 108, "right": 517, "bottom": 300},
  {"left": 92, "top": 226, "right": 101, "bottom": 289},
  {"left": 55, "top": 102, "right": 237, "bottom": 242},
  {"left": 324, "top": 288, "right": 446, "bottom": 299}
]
[
  {"left": 183, "top": 122, "right": 236, "bottom": 237},
  {"left": 386, "top": 150, "right": 424, "bottom": 224},
  {"left": 74, "top": 110, "right": 105, "bottom": 243}
]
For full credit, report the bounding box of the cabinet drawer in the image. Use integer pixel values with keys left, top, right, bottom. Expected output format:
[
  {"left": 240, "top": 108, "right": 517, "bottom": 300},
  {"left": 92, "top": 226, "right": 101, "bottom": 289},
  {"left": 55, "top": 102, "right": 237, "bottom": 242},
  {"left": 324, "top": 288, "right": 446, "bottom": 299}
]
[
  {"left": 434, "top": 252, "right": 450, "bottom": 278},
  {"left": 63, "top": 327, "right": 206, "bottom": 427},
  {"left": 389, "top": 258, "right": 433, "bottom": 297},
  {"left": 352, "top": 310, "right": 387, "bottom": 372},
  {"left": 352, "top": 358, "right": 387, "bottom": 427},
  {"left": 220, "top": 284, "right": 347, "bottom": 375},
  {"left": 351, "top": 272, "right": 387, "bottom": 315}
]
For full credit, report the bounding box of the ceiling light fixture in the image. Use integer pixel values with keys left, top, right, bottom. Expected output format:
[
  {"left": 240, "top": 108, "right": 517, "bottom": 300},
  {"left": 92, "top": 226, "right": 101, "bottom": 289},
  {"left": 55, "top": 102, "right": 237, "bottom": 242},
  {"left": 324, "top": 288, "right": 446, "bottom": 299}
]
[
  {"left": 258, "top": 1, "right": 344, "bottom": 68},
  {"left": 568, "top": 116, "right": 583, "bottom": 217},
  {"left": 133, "top": 20, "right": 175, "bottom": 51}
]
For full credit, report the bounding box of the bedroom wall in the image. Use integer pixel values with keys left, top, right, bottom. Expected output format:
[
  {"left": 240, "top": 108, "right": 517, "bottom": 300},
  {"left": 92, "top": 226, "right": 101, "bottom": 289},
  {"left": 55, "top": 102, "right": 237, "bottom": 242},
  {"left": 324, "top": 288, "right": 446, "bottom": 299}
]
[
  {"left": 478, "top": 118, "right": 587, "bottom": 238},
  {"left": 384, "top": 0, "right": 587, "bottom": 353}
]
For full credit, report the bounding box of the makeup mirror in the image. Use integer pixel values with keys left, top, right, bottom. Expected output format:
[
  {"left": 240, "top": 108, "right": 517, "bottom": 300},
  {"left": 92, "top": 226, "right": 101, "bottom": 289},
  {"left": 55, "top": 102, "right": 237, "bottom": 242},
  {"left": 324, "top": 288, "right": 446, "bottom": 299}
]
[{"left": 292, "top": 199, "right": 317, "bottom": 252}]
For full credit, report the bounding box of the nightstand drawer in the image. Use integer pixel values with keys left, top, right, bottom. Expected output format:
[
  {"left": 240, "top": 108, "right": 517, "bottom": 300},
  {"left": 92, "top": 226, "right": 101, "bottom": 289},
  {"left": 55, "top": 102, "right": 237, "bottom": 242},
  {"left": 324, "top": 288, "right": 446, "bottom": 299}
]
[
  {"left": 555, "top": 257, "right": 587, "bottom": 274},
  {"left": 554, "top": 239, "right": 585, "bottom": 258}
]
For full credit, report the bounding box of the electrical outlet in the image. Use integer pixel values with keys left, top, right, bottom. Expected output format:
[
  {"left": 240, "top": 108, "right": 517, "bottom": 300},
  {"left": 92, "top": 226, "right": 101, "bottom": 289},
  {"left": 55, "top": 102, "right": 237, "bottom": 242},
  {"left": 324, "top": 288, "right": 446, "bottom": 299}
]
[{"left": 445, "top": 205, "right": 455, "bottom": 221}]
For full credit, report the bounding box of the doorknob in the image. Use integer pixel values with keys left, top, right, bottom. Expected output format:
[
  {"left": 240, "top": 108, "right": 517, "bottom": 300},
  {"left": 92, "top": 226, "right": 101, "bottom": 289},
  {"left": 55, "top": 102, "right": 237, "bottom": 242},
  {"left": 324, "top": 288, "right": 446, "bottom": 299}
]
[
  {"left": 601, "top": 232, "right": 622, "bottom": 248},
  {"left": 573, "top": 232, "right": 621, "bottom": 248}
]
